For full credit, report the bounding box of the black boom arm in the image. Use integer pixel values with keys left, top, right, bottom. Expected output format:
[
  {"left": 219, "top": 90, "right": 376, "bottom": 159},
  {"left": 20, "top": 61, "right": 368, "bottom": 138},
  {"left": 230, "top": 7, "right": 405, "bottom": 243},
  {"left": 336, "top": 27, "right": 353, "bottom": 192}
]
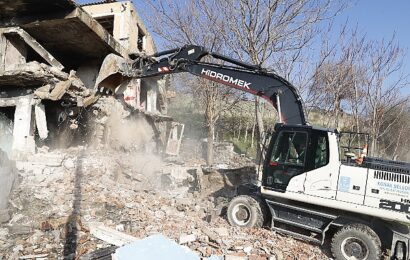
[{"left": 129, "top": 45, "right": 307, "bottom": 125}]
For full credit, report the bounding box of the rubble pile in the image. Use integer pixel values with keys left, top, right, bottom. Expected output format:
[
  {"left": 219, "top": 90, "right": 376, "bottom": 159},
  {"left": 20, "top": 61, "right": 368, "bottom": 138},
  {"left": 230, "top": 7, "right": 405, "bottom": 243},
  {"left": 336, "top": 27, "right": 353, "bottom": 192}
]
[{"left": 0, "top": 147, "right": 329, "bottom": 259}]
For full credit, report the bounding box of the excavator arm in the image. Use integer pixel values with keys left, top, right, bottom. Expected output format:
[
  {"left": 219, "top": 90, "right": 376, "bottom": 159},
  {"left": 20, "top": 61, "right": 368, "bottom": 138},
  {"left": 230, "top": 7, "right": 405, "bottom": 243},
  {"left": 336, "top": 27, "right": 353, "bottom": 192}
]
[{"left": 97, "top": 45, "right": 307, "bottom": 125}]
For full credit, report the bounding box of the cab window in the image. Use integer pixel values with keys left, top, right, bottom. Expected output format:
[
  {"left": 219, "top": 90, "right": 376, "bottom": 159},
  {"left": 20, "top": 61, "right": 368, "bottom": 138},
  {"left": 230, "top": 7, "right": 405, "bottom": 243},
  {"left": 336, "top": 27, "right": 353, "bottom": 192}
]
[
  {"left": 313, "top": 133, "right": 329, "bottom": 169},
  {"left": 271, "top": 131, "right": 307, "bottom": 166},
  {"left": 264, "top": 131, "right": 308, "bottom": 191}
]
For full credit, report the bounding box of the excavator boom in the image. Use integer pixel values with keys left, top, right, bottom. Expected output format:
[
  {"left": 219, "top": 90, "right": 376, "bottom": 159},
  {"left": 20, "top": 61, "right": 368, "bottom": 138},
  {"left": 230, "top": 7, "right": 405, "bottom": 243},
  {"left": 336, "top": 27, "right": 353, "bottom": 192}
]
[{"left": 97, "top": 45, "right": 307, "bottom": 125}]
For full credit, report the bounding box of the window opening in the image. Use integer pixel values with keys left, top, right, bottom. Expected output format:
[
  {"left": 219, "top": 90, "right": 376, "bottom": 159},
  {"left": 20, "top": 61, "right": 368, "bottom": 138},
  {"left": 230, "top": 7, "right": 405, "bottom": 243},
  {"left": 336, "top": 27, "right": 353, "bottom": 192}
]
[
  {"left": 313, "top": 133, "right": 329, "bottom": 169},
  {"left": 137, "top": 26, "right": 145, "bottom": 52},
  {"left": 96, "top": 16, "right": 115, "bottom": 35}
]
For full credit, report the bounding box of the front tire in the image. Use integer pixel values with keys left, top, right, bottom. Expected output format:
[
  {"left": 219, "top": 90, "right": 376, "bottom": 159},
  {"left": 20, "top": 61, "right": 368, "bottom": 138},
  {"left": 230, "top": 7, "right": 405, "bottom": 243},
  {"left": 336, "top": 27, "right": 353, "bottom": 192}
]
[
  {"left": 227, "top": 195, "right": 267, "bottom": 228},
  {"left": 331, "top": 223, "right": 382, "bottom": 260}
]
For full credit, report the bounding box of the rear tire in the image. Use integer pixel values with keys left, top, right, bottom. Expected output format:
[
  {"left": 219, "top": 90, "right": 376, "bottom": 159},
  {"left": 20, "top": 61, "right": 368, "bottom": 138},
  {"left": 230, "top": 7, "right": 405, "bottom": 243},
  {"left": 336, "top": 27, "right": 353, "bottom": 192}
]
[
  {"left": 331, "top": 223, "right": 382, "bottom": 260},
  {"left": 227, "top": 195, "right": 267, "bottom": 228}
]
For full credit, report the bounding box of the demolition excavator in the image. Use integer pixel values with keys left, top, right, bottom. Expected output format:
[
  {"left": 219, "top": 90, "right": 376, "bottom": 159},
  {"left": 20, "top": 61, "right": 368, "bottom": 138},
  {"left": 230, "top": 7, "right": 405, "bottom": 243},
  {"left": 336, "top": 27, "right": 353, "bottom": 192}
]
[{"left": 97, "top": 45, "right": 410, "bottom": 260}]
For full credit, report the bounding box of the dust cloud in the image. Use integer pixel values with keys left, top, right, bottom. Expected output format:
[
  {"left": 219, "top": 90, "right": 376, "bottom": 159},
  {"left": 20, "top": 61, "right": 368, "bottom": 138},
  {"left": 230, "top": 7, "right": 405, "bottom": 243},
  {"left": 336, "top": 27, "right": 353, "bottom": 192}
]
[
  {"left": 0, "top": 113, "right": 13, "bottom": 156},
  {"left": 104, "top": 111, "right": 155, "bottom": 152},
  {"left": 89, "top": 97, "right": 164, "bottom": 188},
  {"left": 0, "top": 113, "right": 15, "bottom": 212}
]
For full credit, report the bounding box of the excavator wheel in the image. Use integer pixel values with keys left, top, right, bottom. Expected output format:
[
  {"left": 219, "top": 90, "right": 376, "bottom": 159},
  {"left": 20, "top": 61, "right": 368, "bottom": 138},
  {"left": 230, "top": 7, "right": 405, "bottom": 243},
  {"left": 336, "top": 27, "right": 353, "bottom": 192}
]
[
  {"left": 227, "top": 195, "right": 268, "bottom": 228},
  {"left": 331, "top": 223, "right": 382, "bottom": 260}
]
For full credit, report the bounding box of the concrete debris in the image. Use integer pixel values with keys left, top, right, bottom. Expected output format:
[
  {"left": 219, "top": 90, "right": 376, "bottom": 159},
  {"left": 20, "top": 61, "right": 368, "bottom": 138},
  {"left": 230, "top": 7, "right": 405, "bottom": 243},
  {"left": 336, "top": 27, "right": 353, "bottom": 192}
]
[
  {"left": 214, "top": 227, "right": 229, "bottom": 237},
  {"left": 34, "top": 103, "right": 48, "bottom": 139},
  {"left": 89, "top": 222, "right": 138, "bottom": 247},
  {"left": 33, "top": 73, "right": 93, "bottom": 102},
  {"left": 18, "top": 253, "right": 48, "bottom": 259},
  {"left": 8, "top": 225, "right": 33, "bottom": 235},
  {"left": 0, "top": 62, "right": 67, "bottom": 87},
  {"left": 0, "top": 146, "right": 328, "bottom": 259},
  {"left": 45, "top": 80, "right": 72, "bottom": 101},
  {"left": 179, "top": 234, "right": 197, "bottom": 244}
]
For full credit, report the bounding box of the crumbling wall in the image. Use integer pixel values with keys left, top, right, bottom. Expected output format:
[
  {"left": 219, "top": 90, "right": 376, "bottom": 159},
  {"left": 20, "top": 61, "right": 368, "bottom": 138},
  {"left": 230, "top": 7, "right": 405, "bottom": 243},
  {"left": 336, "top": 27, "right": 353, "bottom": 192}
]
[
  {"left": 90, "top": 96, "right": 158, "bottom": 151},
  {"left": 0, "top": 2, "right": 176, "bottom": 250},
  {"left": 82, "top": 1, "right": 157, "bottom": 55}
]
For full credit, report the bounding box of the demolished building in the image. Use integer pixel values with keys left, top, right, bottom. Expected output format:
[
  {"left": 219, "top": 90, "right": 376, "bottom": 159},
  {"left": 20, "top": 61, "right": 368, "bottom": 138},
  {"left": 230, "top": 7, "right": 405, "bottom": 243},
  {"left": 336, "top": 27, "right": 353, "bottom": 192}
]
[{"left": 0, "top": 0, "right": 171, "bottom": 159}]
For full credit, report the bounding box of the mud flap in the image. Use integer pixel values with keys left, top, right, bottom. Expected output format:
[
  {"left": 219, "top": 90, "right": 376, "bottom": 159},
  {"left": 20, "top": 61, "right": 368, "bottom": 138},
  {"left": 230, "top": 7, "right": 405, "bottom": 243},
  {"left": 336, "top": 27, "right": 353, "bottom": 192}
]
[{"left": 387, "top": 222, "right": 410, "bottom": 260}]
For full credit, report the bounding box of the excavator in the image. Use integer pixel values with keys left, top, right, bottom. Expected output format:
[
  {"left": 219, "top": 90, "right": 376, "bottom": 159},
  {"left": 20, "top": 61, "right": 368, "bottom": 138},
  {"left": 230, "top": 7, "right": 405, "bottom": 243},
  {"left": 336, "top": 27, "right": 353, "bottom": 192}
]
[{"left": 96, "top": 45, "right": 410, "bottom": 260}]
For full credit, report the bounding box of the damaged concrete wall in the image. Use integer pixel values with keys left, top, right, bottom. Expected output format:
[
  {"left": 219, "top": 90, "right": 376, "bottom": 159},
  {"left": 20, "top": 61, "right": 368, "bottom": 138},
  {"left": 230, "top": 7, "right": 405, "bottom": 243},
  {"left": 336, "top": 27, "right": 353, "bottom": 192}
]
[
  {"left": 83, "top": 1, "right": 166, "bottom": 116},
  {"left": 82, "top": 1, "right": 157, "bottom": 55},
  {"left": 0, "top": 2, "right": 176, "bottom": 242},
  {"left": 0, "top": 0, "right": 170, "bottom": 159}
]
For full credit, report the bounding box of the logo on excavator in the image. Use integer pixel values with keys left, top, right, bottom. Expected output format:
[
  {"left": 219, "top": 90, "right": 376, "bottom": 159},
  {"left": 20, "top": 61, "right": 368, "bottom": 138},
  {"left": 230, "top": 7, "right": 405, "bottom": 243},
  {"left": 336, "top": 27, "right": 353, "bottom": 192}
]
[
  {"left": 379, "top": 199, "right": 410, "bottom": 214},
  {"left": 201, "top": 69, "right": 251, "bottom": 89}
]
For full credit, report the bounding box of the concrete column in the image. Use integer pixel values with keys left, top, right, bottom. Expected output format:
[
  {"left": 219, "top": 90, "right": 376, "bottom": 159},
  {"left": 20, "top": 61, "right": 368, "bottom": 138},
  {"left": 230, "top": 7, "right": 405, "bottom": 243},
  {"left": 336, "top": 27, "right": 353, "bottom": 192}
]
[
  {"left": 12, "top": 97, "right": 35, "bottom": 159},
  {"left": 34, "top": 103, "right": 48, "bottom": 139}
]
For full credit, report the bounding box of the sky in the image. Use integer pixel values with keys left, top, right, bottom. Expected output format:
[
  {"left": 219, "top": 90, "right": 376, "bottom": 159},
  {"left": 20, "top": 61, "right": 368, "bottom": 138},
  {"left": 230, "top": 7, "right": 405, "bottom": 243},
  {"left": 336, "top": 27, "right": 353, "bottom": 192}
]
[
  {"left": 77, "top": 0, "right": 410, "bottom": 92},
  {"left": 334, "top": 0, "right": 410, "bottom": 74}
]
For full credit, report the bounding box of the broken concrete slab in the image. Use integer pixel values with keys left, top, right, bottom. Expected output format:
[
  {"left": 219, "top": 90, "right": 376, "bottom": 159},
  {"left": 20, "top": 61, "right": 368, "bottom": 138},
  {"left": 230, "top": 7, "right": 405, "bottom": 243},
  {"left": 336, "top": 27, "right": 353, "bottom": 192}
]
[
  {"left": 34, "top": 103, "right": 48, "bottom": 139},
  {"left": 7, "top": 225, "right": 33, "bottom": 235},
  {"left": 0, "top": 62, "right": 67, "bottom": 87},
  {"left": 113, "top": 234, "right": 200, "bottom": 260},
  {"left": 48, "top": 79, "right": 72, "bottom": 100},
  {"left": 179, "top": 234, "right": 197, "bottom": 244},
  {"left": 3, "top": 27, "right": 64, "bottom": 70},
  {"left": 89, "top": 222, "right": 138, "bottom": 247},
  {"left": 20, "top": 7, "right": 126, "bottom": 65}
]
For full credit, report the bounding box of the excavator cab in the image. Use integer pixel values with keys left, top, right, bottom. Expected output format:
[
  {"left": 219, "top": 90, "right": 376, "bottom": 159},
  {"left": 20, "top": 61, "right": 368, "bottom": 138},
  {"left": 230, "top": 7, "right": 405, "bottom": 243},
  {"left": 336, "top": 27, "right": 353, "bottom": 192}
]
[
  {"left": 262, "top": 123, "right": 332, "bottom": 193},
  {"left": 263, "top": 124, "right": 308, "bottom": 192}
]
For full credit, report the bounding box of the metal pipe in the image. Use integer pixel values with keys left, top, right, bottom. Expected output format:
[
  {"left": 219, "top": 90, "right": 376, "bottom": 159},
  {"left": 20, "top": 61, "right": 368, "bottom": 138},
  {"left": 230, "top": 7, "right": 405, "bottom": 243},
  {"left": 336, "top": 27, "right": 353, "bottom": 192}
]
[
  {"left": 276, "top": 93, "right": 282, "bottom": 123},
  {"left": 210, "top": 52, "right": 259, "bottom": 70}
]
